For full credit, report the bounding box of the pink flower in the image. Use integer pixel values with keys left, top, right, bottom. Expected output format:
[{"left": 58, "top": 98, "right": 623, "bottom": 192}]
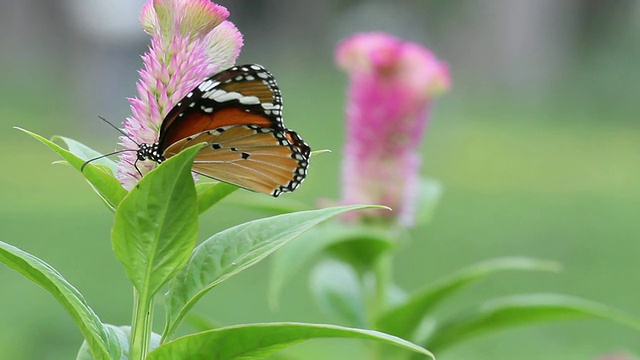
[
  {"left": 336, "top": 32, "right": 450, "bottom": 227},
  {"left": 117, "top": 0, "right": 243, "bottom": 190}
]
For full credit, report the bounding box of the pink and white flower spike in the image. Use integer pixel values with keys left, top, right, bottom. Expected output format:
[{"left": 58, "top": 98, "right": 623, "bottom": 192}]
[
  {"left": 117, "top": 0, "right": 243, "bottom": 190},
  {"left": 336, "top": 32, "right": 450, "bottom": 227}
]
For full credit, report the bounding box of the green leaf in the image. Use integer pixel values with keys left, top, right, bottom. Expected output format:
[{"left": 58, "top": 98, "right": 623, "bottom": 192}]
[
  {"left": 423, "top": 293, "right": 640, "bottom": 353},
  {"left": 76, "top": 325, "right": 162, "bottom": 360},
  {"left": 16, "top": 127, "right": 126, "bottom": 210},
  {"left": 163, "top": 205, "right": 378, "bottom": 340},
  {"left": 377, "top": 257, "right": 561, "bottom": 340},
  {"left": 0, "top": 241, "right": 121, "bottom": 360},
  {"left": 56, "top": 136, "right": 118, "bottom": 175},
  {"left": 310, "top": 259, "right": 367, "bottom": 328},
  {"left": 326, "top": 232, "right": 395, "bottom": 271},
  {"left": 195, "top": 182, "right": 238, "bottom": 215},
  {"left": 184, "top": 313, "right": 224, "bottom": 333},
  {"left": 148, "top": 323, "right": 434, "bottom": 360},
  {"left": 112, "top": 144, "right": 200, "bottom": 297},
  {"left": 269, "top": 224, "right": 394, "bottom": 309}
]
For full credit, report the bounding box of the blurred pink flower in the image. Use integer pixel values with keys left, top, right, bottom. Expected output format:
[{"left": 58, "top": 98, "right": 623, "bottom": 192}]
[
  {"left": 117, "top": 0, "right": 243, "bottom": 190},
  {"left": 336, "top": 32, "right": 450, "bottom": 226}
]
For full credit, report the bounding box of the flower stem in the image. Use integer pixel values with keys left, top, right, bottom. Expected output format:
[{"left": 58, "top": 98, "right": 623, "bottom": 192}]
[
  {"left": 130, "top": 287, "right": 154, "bottom": 360},
  {"left": 373, "top": 252, "right": 392, "bottom": 315},
  {"left": 371, "top": 253, "right": 393, "bottom": 360}
]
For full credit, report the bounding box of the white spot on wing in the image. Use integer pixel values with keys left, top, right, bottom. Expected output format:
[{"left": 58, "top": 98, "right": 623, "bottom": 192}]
[
  {"left": 215, "top": 91, "right": 243, "bottom": 102},
  {"left": 239, "top": 96, "right": 260, "bottom": 105},
  {"left": 203, "top": 89, "right": 226, "bottom": 99},
  {"left": 198, "top": 80, "right": 216, "bottom": 92}
]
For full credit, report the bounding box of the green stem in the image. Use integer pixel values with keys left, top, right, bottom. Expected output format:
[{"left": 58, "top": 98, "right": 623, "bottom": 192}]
[
  {"left": 371, "top": 252, "right": 393, "bottom": 360},
  {"left": 373, "top": 252, "right": 392, "bottom": 316},
  {"left": 130, "top": 288, "right": 154, "bottom": 360}
]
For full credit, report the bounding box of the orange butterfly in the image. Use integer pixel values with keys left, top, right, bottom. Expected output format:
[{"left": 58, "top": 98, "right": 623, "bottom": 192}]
[{"left": 135, "top": 64, "right": 310, "bottom": 197}]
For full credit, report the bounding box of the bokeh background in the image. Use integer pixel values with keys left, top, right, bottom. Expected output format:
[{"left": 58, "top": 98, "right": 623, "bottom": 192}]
[{"left": 1, "top": 1, "right": 639, "bottom": 359}]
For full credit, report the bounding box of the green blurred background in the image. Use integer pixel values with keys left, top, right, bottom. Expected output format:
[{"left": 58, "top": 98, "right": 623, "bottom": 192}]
[{"left": 1, "top": 1, "right": 639, "bottom": 359}]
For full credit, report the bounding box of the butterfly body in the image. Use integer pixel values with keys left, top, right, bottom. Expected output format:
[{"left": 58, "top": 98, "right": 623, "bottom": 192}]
[{"left": 136, "top": 64, "right": 310, "bottom": 197}]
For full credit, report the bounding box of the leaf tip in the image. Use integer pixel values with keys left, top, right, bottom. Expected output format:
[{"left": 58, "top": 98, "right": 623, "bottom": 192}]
[
  {"left": 375, "top": 205, "right": 392, "bottom": 212},
  {"left": 14, "top": 126, "right": 42, "bottom": 140},
  {"left": 312, "top": 149, "right": 332, "bottom": 156},
  {"left": 13, "top": 126, "right": 30, "bottom": 134},
  {"left": 51, "top": 160, "right": 70, "bottom": 167}
]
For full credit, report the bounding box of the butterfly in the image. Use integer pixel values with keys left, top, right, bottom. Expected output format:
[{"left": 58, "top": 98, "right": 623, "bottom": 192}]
[{"left": 130, "top": 64, "right": 310, "bottom": 197}]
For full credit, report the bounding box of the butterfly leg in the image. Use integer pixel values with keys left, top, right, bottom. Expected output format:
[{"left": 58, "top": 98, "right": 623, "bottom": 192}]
[{"left": 133, "top": 158, "right": 144, "bottom": 178}]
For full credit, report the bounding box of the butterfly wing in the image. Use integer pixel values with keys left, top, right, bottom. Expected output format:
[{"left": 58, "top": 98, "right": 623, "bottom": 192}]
[
  {"left": 163, "top": 125, "right": 310, "bottom": 197},
  {"left": 157, "top": 64, "right": 285, "bottom": 150},
  {"left": 156, "top": 64, "right": 310, "bottom": 196}
]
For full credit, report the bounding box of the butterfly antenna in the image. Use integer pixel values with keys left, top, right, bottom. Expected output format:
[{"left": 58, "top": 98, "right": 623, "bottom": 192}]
[
  {"left": 98, "top": 116, "right": 140, "bottom": 146},
  {"left": 81, "top": 149, "right": 137, "bottom": 172}
]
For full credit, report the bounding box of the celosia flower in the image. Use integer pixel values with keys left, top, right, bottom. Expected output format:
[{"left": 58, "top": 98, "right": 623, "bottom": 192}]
[
  {"left": 336, "top": 32, "right": 450, "bottom": 227},
  {"left": 117, "top": 0, "right": 243, "bottom": 190}
]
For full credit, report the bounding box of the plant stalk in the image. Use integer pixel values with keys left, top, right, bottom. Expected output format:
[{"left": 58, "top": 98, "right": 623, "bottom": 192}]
[
  {"left": 373, "top": 252, "right": 393, "bottom": 316},
  {"left": 130, "top": 287, "right": 154, "bottom": 360}
]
